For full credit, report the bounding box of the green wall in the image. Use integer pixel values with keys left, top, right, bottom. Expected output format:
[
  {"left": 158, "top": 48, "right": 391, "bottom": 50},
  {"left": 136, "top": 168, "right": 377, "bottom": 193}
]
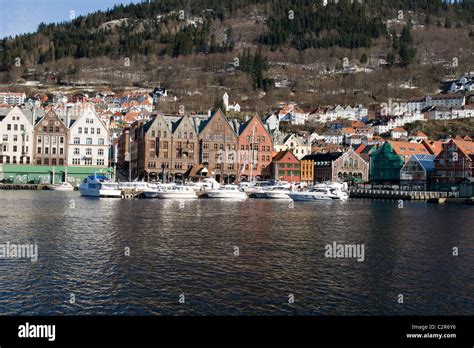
[
  {"left": 370, "top": 142, "right": 404, "bottom": 183},
  {"left": 0, "top": 165, "right": 112, "bottom": 184}
]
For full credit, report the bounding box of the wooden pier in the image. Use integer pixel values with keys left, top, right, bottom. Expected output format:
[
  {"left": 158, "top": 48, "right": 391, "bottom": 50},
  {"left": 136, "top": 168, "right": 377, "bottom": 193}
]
[{"left": 0, "top": 184, "right": 48, "bottom": 190}]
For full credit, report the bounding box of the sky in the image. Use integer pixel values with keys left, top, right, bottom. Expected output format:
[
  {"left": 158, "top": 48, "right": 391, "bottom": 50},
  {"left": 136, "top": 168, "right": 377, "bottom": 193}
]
[{"left": 0, "top": 0, "right": 140, "bottom": 38}]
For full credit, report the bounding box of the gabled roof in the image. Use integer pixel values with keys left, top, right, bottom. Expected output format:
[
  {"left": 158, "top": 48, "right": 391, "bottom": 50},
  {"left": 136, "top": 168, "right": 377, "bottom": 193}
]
[
  {"left": 409, "top": 154, "right": 436, "bottom": 172},
  {"left": 452, "top": 139, "right": 474, "bottom": 156}
]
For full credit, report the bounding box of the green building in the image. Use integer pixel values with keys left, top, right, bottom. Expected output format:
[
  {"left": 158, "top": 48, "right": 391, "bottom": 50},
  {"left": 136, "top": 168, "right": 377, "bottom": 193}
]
[
  {"left": 370, "top": 141, "right": 433, "bottom": 183},
  {"left": 0, "top": 164, "right": 113, "bottom": 185}
]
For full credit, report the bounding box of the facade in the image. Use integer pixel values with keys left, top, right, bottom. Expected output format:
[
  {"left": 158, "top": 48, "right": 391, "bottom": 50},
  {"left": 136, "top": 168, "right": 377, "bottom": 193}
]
[
  {"left": 270, "top": 150, "right": 301, "bottom": 182},
  {"left": 332, "top": 149, "right": 369, "bottom": 182},
  {"left": 137, "top": 114, "right": 199, "bottom": 181},
  {"left": 400, "top": 154, "right": 436, "bottom": 190},
  {"left": 198, "top": 109, "right": 239, "bottom": 183},
  {"left": 434, "top": 139, "right": 474, "bottom": 184},
  {"left": 274, "top": 133, "right": 311, "bottom": 159},
  {"left": 0, "top": 107, "right": 34, "bottom": 165},
  {"left": 302, "top": 149, "right": 369, "bottom": 183},
  {"left": 0, "top": 92, "right": 26, "bottom": 105},
  {"left": 237, "top": 115, "right": 273, "bottom": 182},
  {"left": 370, "top": 141, "right": 433, "bottom": 183},
  {"left": 67, "top": 106, "right": 109, "bottom": 167},
  {"left": 33, "top": 110, "right": 68, "bottom": 166}
]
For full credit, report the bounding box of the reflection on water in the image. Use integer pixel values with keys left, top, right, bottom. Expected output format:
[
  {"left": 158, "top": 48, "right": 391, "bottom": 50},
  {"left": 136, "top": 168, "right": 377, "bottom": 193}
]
[{"left": 0, "top": 191, "right": 473, "bottom": 315}]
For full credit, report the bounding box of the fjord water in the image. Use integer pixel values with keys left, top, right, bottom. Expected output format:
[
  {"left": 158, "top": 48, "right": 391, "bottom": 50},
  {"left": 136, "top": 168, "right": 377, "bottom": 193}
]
[{"left": 0, "top": 191, "right": 472, "bottom": 315}]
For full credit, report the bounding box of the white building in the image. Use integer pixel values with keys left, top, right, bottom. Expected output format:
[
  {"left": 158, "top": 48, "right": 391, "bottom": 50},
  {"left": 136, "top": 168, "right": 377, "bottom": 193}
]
[
  {"left": 277, "top": 103, "right": 308, "bottom": 125},
  {"left": 67, "top": 106, "right": 109, "bottom": 167},
  {"left": 0, "top": 92, "right": 26, "bottom": 105},
  {"left": 274, "top": 133, "right": 311, "bottom": 159},
  {"left": 223, "top": 93, "right": 241, "bottom": 113},
  {"left": 0, "top": 106, "right": 34, "bottom": 164}
]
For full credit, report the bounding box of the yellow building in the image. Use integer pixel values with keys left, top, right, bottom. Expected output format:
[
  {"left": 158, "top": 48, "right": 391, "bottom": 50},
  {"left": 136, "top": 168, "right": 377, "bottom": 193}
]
[{"left": 300, "top": 159, "right": 314, "bottom": 183}]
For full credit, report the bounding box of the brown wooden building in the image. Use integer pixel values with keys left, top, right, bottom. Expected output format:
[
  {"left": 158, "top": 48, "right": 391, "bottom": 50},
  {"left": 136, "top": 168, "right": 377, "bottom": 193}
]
[
  {"left": 198, "top": 109, "right": 239, "bottom": 183},
  {"left": 237, "top": 115, "right": 273, "bottom": 181},
  {"left": 33, "top": 110, "right": 68, "bottom": 166},
  {"left": 133, "top": 114, "right": 199, "bottom": 181}
]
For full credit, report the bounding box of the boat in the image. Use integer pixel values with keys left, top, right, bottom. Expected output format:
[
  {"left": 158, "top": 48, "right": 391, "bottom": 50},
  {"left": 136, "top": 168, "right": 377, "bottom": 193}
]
[
  {"left": 46, "top": 182, "right": 75, "bottom": 191},
  {"left": 206, "top": 185, "right": 248, "bottom": 199},
  {"left": 264, "top": 186, "right": 292, "bottom": 200},
  {"left": 191, "top": 178, "right": 220, "bottom": 192},
  {"left": 288, "top": 184, "right": 349, "bottom": 201},
  {"left": 142, "top": 183, "right": 176, "bottom": 198},
  {"left": 79, "top": 174, "right": 122, "bottom": 198},
  {"left": 155, "top": 185, "right": 197, "bottom": 199}
]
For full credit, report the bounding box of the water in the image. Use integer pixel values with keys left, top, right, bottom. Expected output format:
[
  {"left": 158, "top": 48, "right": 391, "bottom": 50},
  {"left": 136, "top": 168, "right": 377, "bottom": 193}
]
[{"left": 0, "top": 191, "right": 472, "bottom": 315}]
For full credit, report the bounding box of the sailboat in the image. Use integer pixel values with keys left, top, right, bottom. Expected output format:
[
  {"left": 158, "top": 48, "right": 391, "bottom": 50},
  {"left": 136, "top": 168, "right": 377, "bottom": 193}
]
[{"left": 46, "top": 166, "right": 75, "bottom": 191}]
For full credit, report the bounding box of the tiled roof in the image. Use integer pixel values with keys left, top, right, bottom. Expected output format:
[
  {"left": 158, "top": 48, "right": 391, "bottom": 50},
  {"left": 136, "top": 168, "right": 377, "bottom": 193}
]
[{"left": 388, "top": 140, "right": 431, "bottom": 157}]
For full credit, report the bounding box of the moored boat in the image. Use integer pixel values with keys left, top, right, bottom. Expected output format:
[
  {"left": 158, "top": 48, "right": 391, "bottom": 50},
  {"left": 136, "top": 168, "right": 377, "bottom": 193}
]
[
  {"left": 79, "top": 174, "right": 122, "bottom": 198},
  {"left": 46, "top": 182, "right": 75, "bottom": 191},
  {"left": 288, "top": 185, "right": 349, "bottom": 201},
  {"left": 206, "top": 185, "right": 248, "bottom": 199}
]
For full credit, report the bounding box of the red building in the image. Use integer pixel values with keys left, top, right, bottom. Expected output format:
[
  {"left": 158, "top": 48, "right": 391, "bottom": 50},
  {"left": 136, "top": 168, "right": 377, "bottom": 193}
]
[
  {"left": 434, "top": 139, "right": 474, "bottom": 183},
  {"left": 270, "top": 150, "right": 301, "bottom": 182},
  {"left": 237, "top": 115, "right": 273, "bottom": 182}
]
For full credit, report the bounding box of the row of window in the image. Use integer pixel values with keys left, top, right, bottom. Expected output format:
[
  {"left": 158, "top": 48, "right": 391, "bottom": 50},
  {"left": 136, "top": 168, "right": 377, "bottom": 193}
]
[
  {"left": 37, "top": 136, "right": 65, "bottom": 145},
  {"left": 36, "top": 158, "right": 65, "bottom": 166},
  {"left": 2, "top": 144, "right": 29, "bottom": 153},
  {"left": 72, "top": 148, "right": 105, "bottom": 156},
  {"left": 3, "top": 134, "right": 29, "bottom": 142},
  {"left": 147, "top": 161, "right": 194, "bottom": 169},
  {"left": 5, "top": 124, "right": 26, "bottom": 131},
  {"left": 37, "top": 147, "right": 64, "bottom": 155},
  {"left": 73, "top": 137, "right": 105, "bottom": 145},
  {"left": 78, "top": 127, "right": 101, "bottom": 135},
  {"left": 71, "top": 158, "right": 105, "bottom": 166},
  {"left": 150, "top": 130, "right": 194, "bottom": 139},
  {"left": 0, "top": 156, "right": 30, "bottom": 164},
  {"left": 42, "top": 126, "right": 62, "bottom": 133}
]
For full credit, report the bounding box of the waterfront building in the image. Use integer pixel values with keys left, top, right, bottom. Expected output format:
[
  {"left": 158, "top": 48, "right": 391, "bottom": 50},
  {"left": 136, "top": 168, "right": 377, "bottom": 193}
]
[
  {"left": 434, "top": 139, "right": 474, "bottom": 184},
  {"left": 67, "top": 106, "right": 109, "bottom": 167},
  {"left": 33, "top": 110, "right": 68, "bottom": 166},
  {"left": 0, "top": 106, "right": 34, "bottom": 165},
  {"left": 237, "top": 115, "right": 273, "bottom": 182},
  {"left": 370, "top": 141, "right": 433, "bottom": 183},
  {"left": 198, "top": 109, "right": 239, "bottom": 183},
  {"left": 400, "top": 154, "right": 436, "bottom": 190},
  {"left": 301, "top": 149, "right": 369, "bottom": 183},
  {"left": 269, "top": 150, "right": 301, "bottom": 182}
]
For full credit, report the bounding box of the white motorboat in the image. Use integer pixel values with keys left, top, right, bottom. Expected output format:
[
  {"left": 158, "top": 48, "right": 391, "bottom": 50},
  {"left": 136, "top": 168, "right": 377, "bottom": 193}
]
[
  {"left": 79, "top": 174, "right": 122, "bottom": 198},
  {"left": 143, "top": 183, "right": 176, "bottom": 198},
  {"left": 288, "top": 185, "right": 349, "bottom": 201},
  {"left": 46, "top": 182, "right": 75, "bottom": 191},
  {"left": 191, "top": 178, "right": 220, "bottom": 192},
  {"left": 156, "top": 185, "right": 197, "bottom": 199},
  {"left": 206, "top": 185, "right": 248, "bottom": 199},
  {"left": 264, "top": 186, "right": 292, "bottom": 200}
]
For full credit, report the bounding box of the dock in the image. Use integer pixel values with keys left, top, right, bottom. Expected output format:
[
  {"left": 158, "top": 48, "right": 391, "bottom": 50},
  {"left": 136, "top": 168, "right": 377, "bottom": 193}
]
[{"left": 349, "top": 189, "right": 451, "bottom": 201}]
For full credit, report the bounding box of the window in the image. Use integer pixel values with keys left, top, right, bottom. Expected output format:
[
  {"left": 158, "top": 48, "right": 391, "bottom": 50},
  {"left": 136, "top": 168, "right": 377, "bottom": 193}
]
[
  {"left": 78, "top": 127, "right": 83, "bottom": 134},
  {"left": 7, "top": 124, "right": 11, "bottom": 130},
  {"left": 37, "top": 147, "right": 41, "bottom": 154},
  {"left": 59, "top": 148, "right": 63, "bottom": 155},
  {"left": 96, "top": 159, "right": 105, "bottom": 166},
  {"left": 85, "top": 148, "right": 92, "bottom": 156},
  {"left": 74, "top": 137, "right": 80, "bottom": 144},
  {"left": 2, "top": 135, "right": 7, "bottom": 141},
  {"left": 13, "top": 135, "right": 17, "bottom": 142},
  {"left": 84, "top": 128, "right": 88, "bottom": 134},
  {"left": 73, "top": 148, "right": 80, "bottom": 155},
  {"left": 91, "top": 128, "right": 95, "bottom": 134},
  {"left": 97, "top": 128, "right": 101, "bottom": 134},
  {"left": 72, "top": 158, "right": 80, "bottom": 165},
  {"left": 86, "top": 138, "right": 92, "bottom": 145},
  {"left": 84, "top": 158, "right": 92, "bottom": 165},
  {"left": 60, "top": 137, "right": 64, "bottom": 144},
  {"left": 52, "top": 148, "right": 57, "bottom": 155},
  {"left": 98, "top": 149, "right": 104, "bottom": 156},
  {"left": 98, "top": 138, "right": 105, "bottom": 145}
]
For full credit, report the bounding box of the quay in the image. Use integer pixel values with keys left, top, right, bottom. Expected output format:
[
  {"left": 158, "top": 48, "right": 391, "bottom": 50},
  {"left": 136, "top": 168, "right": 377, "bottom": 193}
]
[
  {"left": 349, "top": 188, "right": 474, "bottom": 204},
  {"left": 0, "top": 184, "right": 48, "bottom": 190}
]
